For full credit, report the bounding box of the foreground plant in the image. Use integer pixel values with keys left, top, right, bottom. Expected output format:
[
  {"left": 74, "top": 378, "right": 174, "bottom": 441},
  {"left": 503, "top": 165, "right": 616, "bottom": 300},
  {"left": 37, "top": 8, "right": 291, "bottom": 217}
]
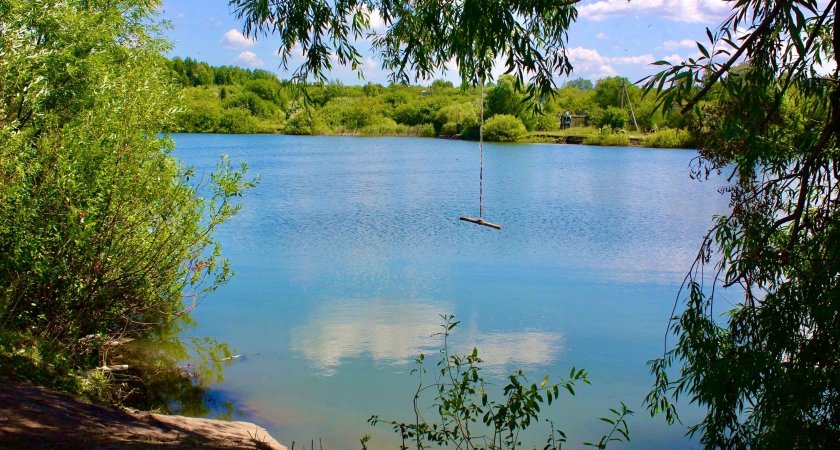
[
  {"left": 368, "top": 315, "right": 632, "bottom": 450},
  {"left": 0, "top": 0, "right": 253, "bottom": 398}
]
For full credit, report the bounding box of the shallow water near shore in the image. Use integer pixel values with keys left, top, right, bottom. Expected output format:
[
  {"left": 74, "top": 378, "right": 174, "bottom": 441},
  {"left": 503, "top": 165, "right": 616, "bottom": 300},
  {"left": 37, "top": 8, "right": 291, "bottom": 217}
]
[{"left": 171, "top": 134, "right": 729, "bottom": 449}]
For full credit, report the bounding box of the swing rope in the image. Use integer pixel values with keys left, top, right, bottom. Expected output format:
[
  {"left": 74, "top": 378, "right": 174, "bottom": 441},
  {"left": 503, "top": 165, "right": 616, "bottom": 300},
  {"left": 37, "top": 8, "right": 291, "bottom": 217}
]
[
  {"left": 479, "top": 82, "right": 484, "bottom": 219},
  {"left": 459, "top": 81, "right": 501, "bottom": 230}
]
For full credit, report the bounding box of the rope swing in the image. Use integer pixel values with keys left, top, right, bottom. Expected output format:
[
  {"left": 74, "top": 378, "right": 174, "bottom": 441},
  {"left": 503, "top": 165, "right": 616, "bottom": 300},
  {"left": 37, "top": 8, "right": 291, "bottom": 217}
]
[{"left": 459, "top": 82, "right": 502, "bottom": 230}]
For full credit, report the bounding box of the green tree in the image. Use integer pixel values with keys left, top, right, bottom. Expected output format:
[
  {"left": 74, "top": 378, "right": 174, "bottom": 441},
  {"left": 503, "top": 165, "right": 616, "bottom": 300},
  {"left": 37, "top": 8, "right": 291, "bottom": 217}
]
[
  {"left": 593, "top": 76, "right": 636, "bottom": 109},
  {"left": 487, "top": 74, "right": 526, "bottom": 117},
  {"left": 229, "top": 0, "right": 577, "bottom": 96},
  {"left": 597, "top": 107, "right": 628, "bottom": 130},
  {"left": 0, "top": 0, "right": 252, "bottom": 369},
  {"left": 564, "top": 77, "right": 594, "bottom": 90},
  {"left": 643, "top": 0, "right": 840, "bottom": 447}
]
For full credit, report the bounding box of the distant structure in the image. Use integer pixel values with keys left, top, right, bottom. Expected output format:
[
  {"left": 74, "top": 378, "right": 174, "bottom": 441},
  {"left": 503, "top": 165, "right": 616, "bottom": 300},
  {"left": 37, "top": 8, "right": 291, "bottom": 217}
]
[
  {"left": 559, "top": 111, "right": 588, "bottom": 128},
  {"left": 561, "top": 111, "right": 571, "bottom": 129},
  {"left": 570, "top": 114, "right": 589, "bottom": 127}
]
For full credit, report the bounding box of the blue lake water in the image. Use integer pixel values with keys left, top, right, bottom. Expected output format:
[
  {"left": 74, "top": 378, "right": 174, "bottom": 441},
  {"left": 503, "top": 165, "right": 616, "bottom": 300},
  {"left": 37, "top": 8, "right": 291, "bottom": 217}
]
[{"left": 172, "top": 134, "right": 729, "bottom": 449}]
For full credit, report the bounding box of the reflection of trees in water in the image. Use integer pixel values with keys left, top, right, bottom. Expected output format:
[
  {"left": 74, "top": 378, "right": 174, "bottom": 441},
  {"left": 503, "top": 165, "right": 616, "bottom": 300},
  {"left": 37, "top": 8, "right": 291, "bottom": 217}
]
[{"left": 108, "top": 320, "right": 239, "bottom": 419}]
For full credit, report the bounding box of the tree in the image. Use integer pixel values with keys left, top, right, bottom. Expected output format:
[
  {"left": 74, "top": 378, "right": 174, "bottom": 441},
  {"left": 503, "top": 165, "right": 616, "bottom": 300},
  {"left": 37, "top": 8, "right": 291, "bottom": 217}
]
[
  {"left": 0, "top": 0, "right": 252, "bottom": 369},
  {"left": 593, "top": 76, "right": 636, "bottom": 109},
  {"left": 643, "top": 0, "right": 840, "bottom": 447},
  {"left": 487, "top": 74, "right": 526, "bottom": 117},
  {"left": 229, "top": 0, "right": 578, "bottom": 97},
  {"left": 564, "top": 77, "right": 594, "bottom": 91}
]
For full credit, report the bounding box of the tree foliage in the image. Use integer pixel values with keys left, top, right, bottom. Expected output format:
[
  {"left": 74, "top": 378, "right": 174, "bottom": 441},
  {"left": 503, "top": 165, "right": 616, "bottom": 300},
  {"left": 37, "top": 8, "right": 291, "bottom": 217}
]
[
  {"left": 229, "top": 0, "right": 578, "bottom": 98},
  {"left": 0, "top": 0, "right": 252, "bottom": 365},
  {"left": 643, "top": 0, "right": 840, "bottom": 447}
]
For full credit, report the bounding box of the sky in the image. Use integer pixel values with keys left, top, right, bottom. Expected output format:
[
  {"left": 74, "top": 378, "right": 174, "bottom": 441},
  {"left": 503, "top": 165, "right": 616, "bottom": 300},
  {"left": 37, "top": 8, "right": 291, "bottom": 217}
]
[{"left": 160, "top": 0, "right": 734, "bottom": 86}]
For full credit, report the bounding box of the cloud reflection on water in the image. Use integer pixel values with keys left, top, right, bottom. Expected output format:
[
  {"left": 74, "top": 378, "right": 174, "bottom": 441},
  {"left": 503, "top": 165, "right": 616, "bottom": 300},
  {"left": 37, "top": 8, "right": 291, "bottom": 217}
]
[{"left": 290, "top": 298, "right": 563, "bottom": 376}]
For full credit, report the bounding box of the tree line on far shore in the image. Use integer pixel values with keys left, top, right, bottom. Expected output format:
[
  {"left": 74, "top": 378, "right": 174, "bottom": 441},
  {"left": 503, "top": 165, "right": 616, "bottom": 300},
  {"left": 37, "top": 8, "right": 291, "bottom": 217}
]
[{"left": 168, "top": 57, "right": 696, "bottom": 148}]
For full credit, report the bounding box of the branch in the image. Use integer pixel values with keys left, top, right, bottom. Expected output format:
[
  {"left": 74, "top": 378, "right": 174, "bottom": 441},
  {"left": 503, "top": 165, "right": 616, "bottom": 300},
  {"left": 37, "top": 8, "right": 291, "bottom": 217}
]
[{"left": 681, "top": 1, "right": 785, "bottom": 113}]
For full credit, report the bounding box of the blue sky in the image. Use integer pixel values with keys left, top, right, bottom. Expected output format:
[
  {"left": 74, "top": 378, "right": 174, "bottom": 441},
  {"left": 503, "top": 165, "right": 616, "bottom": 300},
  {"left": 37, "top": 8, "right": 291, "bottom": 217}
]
[{"left": 160, "top": 0, "right": 733, "bottom": 86}]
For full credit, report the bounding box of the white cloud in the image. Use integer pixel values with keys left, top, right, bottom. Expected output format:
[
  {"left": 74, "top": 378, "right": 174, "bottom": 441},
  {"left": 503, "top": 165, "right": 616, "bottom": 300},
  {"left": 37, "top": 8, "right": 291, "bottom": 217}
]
[
  {"left": 610, "top": 54, "right": 656, "bottom": 65},
  {"left": 660, "top": 39, "right": 697, "bottom": 50},
  {"left": 234, "top": 50, "right": 265, "bottom": 67},
  {"left": 221, "top": 28, "right": 256, "bottom": 49},
  {"left": 567, "top": 47, "right": 618, "bottom": 78},
  {"left": 596, "top": 32, "right": 610, "bottom": 40},
  {"left": 290, "top": 298, "right": 564, "bottom": 376},
  {"left": 579, "top": 0, "right": 730, "bottom": 23},
  {"left": 566, "top": 47, "right": 657, "bottom": 78},
  {"left": 662, "top": 53, "right": 686, "bottom": 64}
]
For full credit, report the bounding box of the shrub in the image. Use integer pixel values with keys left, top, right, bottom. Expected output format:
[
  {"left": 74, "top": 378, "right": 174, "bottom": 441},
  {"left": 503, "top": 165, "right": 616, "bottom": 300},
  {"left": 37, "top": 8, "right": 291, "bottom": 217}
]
[
  {"left": 284, "top": 110, "right": 326, "bottom": 135},
  {"left": 643, "top": 128, "right": 695, "bottom": 149},
  {"left": 0, "top": 0, "right": 254, "bottom": 355},
  {"left": 483, "top": 114, "right": 528, "bottom": 142},
  {"left": 534, "top": 113, "right": 560, "bottom": 131},
  {"left": 222, "top": 91, "right": 278, "bottom": 119},
  {"left": 582, "top": 128, "right": 630, "bottom": 146},
  {"left": 413, "top": 123, "right": 437, "bottom": 137},
  {"left": 219, "top": 108, "right": 262, "bottom": 133},
  {"left": 597, "top": 106, "right": 628, "bottom": 129},
  {"left": 177, "top": 109, "right": 222, "bottom": 133},
  {"left": 440, "top": 121, "right": 459, "bottom": 136},
  {"left": 361, "top": 117, "right": 400, "bottom": 135}
]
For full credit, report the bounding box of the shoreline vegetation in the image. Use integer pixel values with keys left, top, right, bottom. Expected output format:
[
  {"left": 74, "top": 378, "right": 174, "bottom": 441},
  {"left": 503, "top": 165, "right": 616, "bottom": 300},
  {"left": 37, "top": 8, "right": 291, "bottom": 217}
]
[{"left": 169, "top": 57, "right": 697, "bottom": 149}]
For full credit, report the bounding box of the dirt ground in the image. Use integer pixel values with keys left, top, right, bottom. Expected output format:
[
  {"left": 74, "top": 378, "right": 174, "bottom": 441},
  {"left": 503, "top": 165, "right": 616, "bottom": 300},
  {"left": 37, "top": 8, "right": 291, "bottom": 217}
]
[{"left": 0, "top": 381, "right": 286, "bottom": 449}]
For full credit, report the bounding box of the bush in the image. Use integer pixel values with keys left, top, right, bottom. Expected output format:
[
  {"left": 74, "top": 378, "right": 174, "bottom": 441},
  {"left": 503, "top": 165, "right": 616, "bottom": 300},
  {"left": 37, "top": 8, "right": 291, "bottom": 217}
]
[
  {"left": 219, "top": 108, "right": 263, "bottom": 133},
  {"left": 361, "top": 117, "right": 400, "bottom": 135},
  {"left": 643, "top": 128, "right": 695, "bottom": 149},
  {"left": 582, "top": 128, "right": 630, "bottom": 146},
  {"left": 177, "top": 109, "right": 222, "bottom": 133},
  {"left": 483, "top": 114, "right": 527, "bottom": 142},
  {"left": 284, "top": 110, "right": 326, "bottom": 135},
  {"left": 413, "top": 123, "right": 437, "bottom": 137},
  {"left": 440, "top": 121, "right": 459, "bottom": 136},
  {"left": 0, "top": 0, "right": 253, "bottom": 357},
  {"left": 534, "top": 113, "right": 560, "bottom": 131},
  {"left": 222, "top": 91, "right": 278, "bottom": 118},
  {"left": 597, "top": 106, "right": 628, "bottom": 129}
]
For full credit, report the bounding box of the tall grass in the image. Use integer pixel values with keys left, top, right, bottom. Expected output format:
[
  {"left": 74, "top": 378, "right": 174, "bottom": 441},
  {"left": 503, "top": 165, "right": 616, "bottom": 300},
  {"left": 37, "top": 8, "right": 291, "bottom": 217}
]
[{"left": 643, "top": 128, "right": 696, "bottom": 148}]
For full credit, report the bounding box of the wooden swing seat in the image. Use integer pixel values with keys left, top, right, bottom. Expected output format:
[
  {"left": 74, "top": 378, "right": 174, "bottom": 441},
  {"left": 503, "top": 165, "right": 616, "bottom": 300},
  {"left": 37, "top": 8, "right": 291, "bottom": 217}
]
[{"left": 459, "top": 216, "right": 502, "bottom": 230}]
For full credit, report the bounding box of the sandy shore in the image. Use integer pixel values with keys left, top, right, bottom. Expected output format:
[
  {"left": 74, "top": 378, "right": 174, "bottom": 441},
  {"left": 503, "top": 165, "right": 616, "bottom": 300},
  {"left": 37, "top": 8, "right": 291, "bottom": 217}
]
[{"left": 0, "top": 381, "right": 286, "bottom": 449}]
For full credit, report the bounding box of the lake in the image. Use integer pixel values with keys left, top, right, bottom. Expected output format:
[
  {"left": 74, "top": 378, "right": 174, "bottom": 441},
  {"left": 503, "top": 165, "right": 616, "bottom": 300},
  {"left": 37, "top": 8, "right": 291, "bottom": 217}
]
[{"left": 172, "top": 134, "right": 729, "bottom": 449}]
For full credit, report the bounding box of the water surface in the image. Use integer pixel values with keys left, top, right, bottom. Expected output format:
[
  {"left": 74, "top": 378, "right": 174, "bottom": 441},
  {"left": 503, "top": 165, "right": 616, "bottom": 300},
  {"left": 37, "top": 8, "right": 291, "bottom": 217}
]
[{"left": 172, "top": 134, "right": 729, "bottom": 449}]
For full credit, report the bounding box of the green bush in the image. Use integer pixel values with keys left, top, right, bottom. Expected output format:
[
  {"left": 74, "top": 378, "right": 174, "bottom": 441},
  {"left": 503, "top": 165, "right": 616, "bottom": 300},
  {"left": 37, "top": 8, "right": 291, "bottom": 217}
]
[
  {"left": 413, "top": 123, "right": 437, "bottom": 137},
  {"left": 534, "top": 113, "right": 560, "bottom": 131},
  {"left": 440, "top": 121, "right": 459, "bottom": 136},
  {"left": 0, "top": 0, "right": 253, "bottom": 354},
  {"left": 643, "top": 128, "right": 695, "bottom": 148},
  {"left": 361, "top": 117, "right": 400, "bottom": 135},
  {"left": 284, "top": 110, "right": 326, "bottom": 135},
  {"left": 483, "top": 114, "right": 527, "bottom": 142},
  {"left": 222, "top": 92, "right": 278, "bottom": 119},
  {"left": 219, "top": 108, "right": 263, "bottom": 133},
  {"left": 177, "top": 109, "right": 222, "bottom": 133},
  {"left": 597, "top": 106, "right": 628, "bottom": 129},
  {"left": 583, "top": 128, "right": 630, "bottom": 146}
]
